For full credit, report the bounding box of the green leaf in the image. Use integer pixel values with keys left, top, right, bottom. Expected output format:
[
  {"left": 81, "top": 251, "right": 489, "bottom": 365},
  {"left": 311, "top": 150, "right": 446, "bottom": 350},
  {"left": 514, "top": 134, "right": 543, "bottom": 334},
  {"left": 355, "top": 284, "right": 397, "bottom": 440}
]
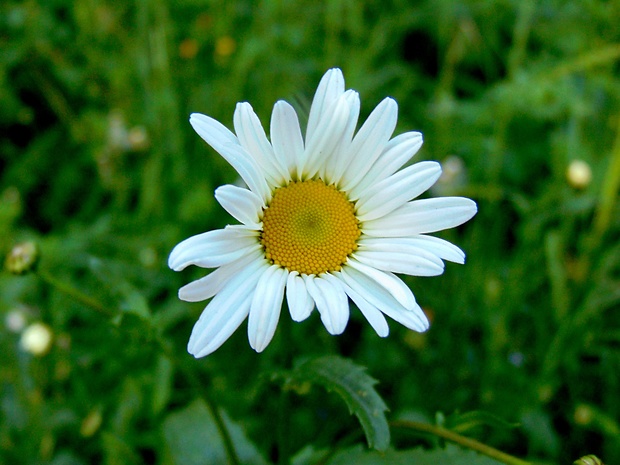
[
  {"left": 162, "top": 399, "right": 268, "bottom": 465},
  {"left": 327, "top": 444, "right": 504, "bottom": 465},
  {"left": 290, "top": 355, "right": 390, "bottom": 451}
]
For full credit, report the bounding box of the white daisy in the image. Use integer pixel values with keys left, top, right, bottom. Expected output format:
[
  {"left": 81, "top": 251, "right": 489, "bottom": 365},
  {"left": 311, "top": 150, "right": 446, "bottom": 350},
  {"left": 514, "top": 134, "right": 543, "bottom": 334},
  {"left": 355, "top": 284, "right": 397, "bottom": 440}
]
[{"left": 169, "top": 68, "right": 477, "bottom": 358}]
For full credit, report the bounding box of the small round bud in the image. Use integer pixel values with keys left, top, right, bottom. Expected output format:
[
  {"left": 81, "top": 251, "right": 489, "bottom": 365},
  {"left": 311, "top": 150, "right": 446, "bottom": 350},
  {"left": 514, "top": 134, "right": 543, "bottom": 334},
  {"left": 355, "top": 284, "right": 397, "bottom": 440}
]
[
  {"left": 20, "top": 322, "right": 53, "bottom": 356},
  {"left": 574, "top": 404, "right": 594, "bottom": 425},
  {"left": 179, "top": 38, "right": 199, "bottom": 59},
  {"left": 215, "top": 36, "right": 236, "bottom": 57},
  {"left": 567, "top": 160, "right": 592, "bottom": 189},
  {"left": 5, "top": 241, "right": 39, "bottom": 275}
]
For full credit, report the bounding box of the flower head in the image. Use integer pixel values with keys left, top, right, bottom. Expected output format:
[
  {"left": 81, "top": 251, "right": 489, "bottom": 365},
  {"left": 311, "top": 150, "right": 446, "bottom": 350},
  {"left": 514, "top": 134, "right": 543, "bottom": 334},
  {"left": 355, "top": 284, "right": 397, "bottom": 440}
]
[{"left": 170, "top": 68, "right": 477, "bottom": 358}]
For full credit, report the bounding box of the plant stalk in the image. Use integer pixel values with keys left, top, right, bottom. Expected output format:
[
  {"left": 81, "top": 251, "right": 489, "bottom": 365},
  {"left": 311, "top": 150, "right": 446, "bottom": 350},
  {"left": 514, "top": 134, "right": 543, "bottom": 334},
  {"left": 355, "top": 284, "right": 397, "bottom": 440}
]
[
  {"left": 391, "top": 420, "right": 532, "bottom": 465},
  {"left": 37, "top": 268, "right": 114, "bottom": 318},
  {"left": 278, "top": 310, "right": 294, "bottom": 465}
]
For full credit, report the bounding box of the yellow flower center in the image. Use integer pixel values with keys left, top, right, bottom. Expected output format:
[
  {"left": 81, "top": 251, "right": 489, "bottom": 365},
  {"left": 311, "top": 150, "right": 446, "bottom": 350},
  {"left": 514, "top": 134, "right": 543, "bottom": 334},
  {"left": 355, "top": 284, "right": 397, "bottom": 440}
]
[{"left": 261, "top": 179, "right": 361, "bottom": 275}]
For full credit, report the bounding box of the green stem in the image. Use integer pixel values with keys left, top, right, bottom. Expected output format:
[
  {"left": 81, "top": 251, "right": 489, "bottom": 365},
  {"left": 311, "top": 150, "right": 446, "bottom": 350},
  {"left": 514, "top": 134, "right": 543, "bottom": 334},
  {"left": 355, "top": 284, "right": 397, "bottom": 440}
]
[
  {"left": 157, "top": 340, "right": 241, "bottom": 465},
  {"left": 593, "top": 114, "right": 620, "bottom": 242},
  {"left": 540, "top": 281, "right": 619, "bottom": 388},
  {"left": 278, "top": 380, "right": 292, "bottom": 465},
  {"left": 391, "top": 420, "right": 532, "bottom": 465},
  {"left": 547, "top": 43, "right": 620, "bottom": 80},
  {"left": 278, "top": 310, "right": 294, "bottom": 465},
  {"left": 506, "top": 0, "right": 535, "bottom": 77},
  {"left": 37, "top": 268, "right": 114, "bottom": 318}
]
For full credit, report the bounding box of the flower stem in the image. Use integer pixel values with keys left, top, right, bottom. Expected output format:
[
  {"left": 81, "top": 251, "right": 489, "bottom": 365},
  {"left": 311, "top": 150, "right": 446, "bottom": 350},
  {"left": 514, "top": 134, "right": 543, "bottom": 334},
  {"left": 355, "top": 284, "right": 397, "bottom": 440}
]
[
  {"left": 157, "top": 340, "right": 241, "bottom": 465},
  {"left": 278, "top": 382, "right": 292, "bottom": 465},
  {"left": 391, "top": 420, "right": 532, "bottom": 465},
  {"left": 593, "top": 113, "right": 620, "bottom": 243},
  {"left": 277, "top": 311, "right": 294, "bottom": 465},
  {"left": 36, "top": 268, "right": 115, "bottom": 318}
]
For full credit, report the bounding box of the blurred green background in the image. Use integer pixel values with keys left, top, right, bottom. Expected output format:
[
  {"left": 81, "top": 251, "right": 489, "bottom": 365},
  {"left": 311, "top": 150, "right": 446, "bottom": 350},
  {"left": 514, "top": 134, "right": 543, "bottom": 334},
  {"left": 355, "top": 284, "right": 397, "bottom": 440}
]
[{"left": 1, "top": 0, "right": 620, "bottom": 464}]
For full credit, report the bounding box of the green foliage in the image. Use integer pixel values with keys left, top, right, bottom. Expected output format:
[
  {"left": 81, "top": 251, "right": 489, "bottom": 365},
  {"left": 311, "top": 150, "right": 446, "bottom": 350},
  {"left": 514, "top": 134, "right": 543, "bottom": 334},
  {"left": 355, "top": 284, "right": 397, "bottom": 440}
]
[
  {"left": 288, "top": 356, "right": 390, "bottom": 451},
  {"left": 162, "top": 399, "right": 268, "bottom": 465},
  {"left": 2, "top": 0, "right": 620, "bottom": 464}
]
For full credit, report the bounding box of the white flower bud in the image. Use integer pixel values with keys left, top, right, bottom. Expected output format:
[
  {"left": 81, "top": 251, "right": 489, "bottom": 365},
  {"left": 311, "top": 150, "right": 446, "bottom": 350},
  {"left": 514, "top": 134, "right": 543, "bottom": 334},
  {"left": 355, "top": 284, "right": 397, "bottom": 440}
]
[
  {"left": 20, "top": 322, "right": 53, "bottom": 356},
  {"left": 567, "top": 160, "right": 592, "bottom": 189}
]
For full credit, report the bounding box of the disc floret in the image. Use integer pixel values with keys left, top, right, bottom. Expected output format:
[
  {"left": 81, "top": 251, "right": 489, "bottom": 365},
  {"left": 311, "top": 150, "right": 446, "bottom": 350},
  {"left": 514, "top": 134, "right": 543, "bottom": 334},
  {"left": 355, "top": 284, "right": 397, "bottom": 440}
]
[{"left": 261, "top": 179, "right": 360, "bottom": 275}]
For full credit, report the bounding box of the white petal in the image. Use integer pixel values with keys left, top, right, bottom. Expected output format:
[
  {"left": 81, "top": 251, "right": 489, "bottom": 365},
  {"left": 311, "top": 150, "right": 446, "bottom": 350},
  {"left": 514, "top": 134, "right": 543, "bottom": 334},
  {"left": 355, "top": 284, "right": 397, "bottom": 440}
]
[
  {"left": 190, "top": 293, "right": 253, "bottom": 358},
  {"left": 382, "top": 305, "right": 430, "bottom": 333},
  {"left": 271, "top": 101, "right": 304, "bottom": 180},
  {"left": 304, "top": 275, "right": 349, "bottom": 335},
  {"left": 356, "top": 161, "right": 442, "bottom": 222},
  {"left": 354, "top": 238, "right": 446, "bottom": 276},
  {"left": 362, "top": 197, "right": 478, "bottom": 237},
  {"left": 303, "top": 92, "right": 351, "bottom": 179},
  {"left": 323, "top": 91, "right": 360, "bottom": 184},
  {"left": 219, "top": 144, "right": 274, "bottom": 205},
  {"left": 340, "top": 266, "right": 429, "bottom": 332},
  {"left": 189, "top": 112, "right": 239, "bottom": 150},
  {"left": 188, "top": 258, "right": 267, "bottom": 357},
  {"left": 360, "top": 235, "right": 465, "bottom": 264},
  {"left": 234, "top": 102, "right": 289, "bottom": 186},
  {"left": 346, "top": 258, "right": 417, "bottom": 310},
  {"left": 215, "top": 184, "right": 264, "bottom": 227},
  {"left": 190, "top": 113, "right": 272, "bottom": 201},
  {"left": 333, "top": 273, "right": 389, "bottom": 337},
  {"left": 349, "top": 131, "right": 423, "bottom": 200},
  {"left": 381, "top": 300, "right": 429, "bottom": 332},
  {"left": 168, "top": 227, "right": 260, "bottom": 271},
  {"left": 179, "top": 248, "right": 265, "bottom": 302},
  {"left": 286, "top": 271, "right": 314, "bottom": 322},
  {"left": 248, "top": 265, "right": 288, "bottom": 352},
  {"left": 409, "top": 235, "right": 466, "bottom": 264},
  {"left": 339, "top": 97, "right": 398, "bottom": 191},
  {"left": 353, "top": 250, "right": 444, "bottom": 276},
  {"left": 306, "top": 68, "right": 345, "bottom": 145}
]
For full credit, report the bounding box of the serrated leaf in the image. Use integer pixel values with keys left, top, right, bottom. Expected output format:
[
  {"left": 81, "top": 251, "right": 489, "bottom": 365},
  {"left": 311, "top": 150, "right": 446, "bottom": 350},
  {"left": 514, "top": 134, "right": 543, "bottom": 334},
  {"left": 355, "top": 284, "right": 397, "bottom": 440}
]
[
  {"left": 162, "top": 399, "right": 268, "bottom": 465},
  {"left": 291, "top": 355, "right": 390, "bottom": 451},
  {"left": 328, "top": 444, "right": 504, "bottom": 465}
]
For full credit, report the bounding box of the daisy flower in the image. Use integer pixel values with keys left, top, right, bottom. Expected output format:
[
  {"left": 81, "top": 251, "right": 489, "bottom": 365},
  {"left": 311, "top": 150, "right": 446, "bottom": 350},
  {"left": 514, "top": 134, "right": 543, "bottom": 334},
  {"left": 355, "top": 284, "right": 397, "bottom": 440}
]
[{"left": 169, "top": 68, "right": 477, "bottom": 358}]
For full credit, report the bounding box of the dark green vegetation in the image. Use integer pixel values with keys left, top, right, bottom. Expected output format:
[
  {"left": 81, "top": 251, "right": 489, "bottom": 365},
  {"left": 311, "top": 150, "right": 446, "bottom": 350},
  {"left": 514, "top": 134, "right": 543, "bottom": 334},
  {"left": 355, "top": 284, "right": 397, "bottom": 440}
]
[{"left": 1, "top": 1, "right": 619, "bottom": 464}]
